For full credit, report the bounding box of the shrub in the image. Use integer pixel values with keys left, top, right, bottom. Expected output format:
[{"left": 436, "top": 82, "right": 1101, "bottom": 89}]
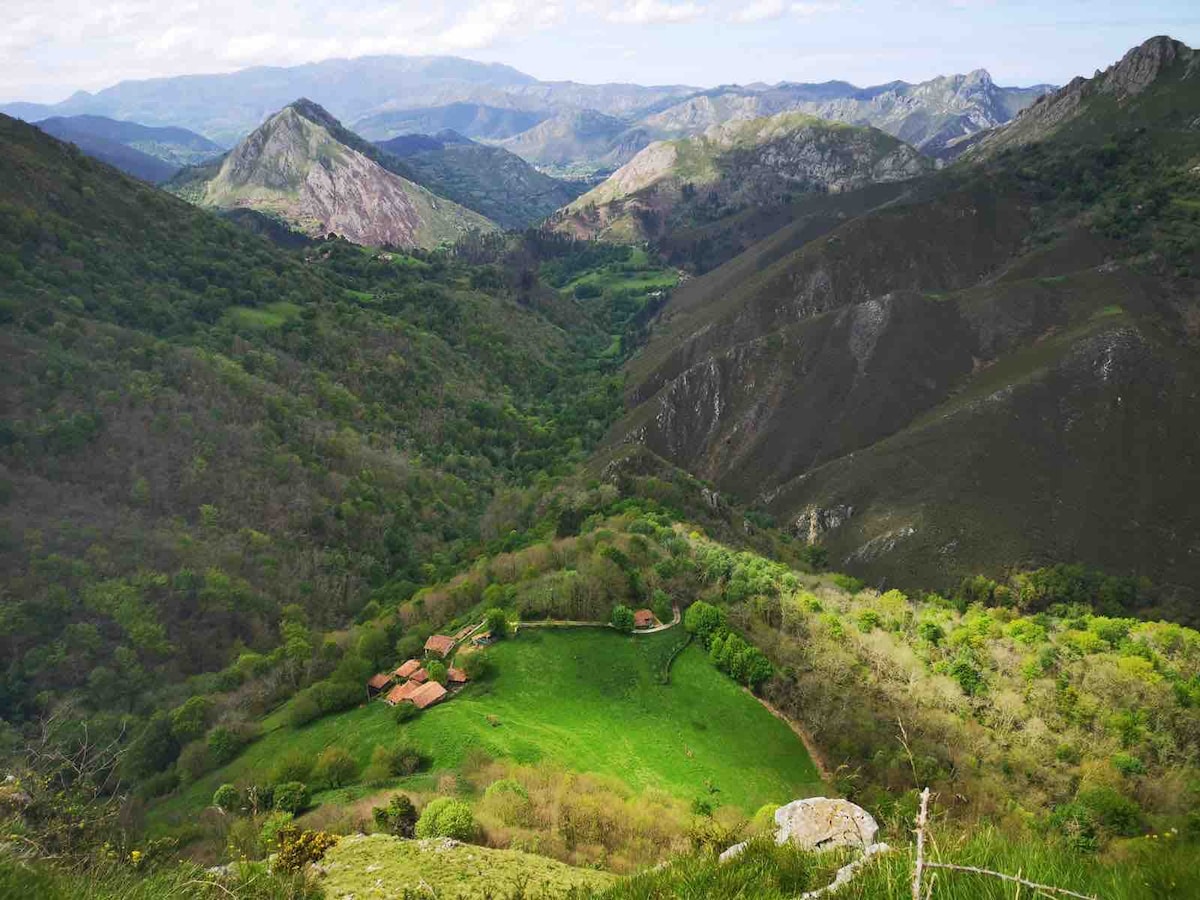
[
  {"left": 288, "top": 692, "right": 322, "bottom": 728},
  {"left": 831, "top": 573, "right": 864, "bottom": 594},
  {"left": 169, "top": 696, "right": 212, "bottom": 743},
  {"left": 273, "top": 782, "right": 310, "bottom": 815},
  {"left": 206, "top": 726, "right": 244, "bottom": 765},
  {"left": 415, "top": 797, "right": 476, "bottom": 841},
  {"left": 917, "top": 621, "right": 945, "bottom": 645},
  {"left": 176, "top": 740, "right": 213, "bottom": 783},
  {"left": 212, "top": 783, "right": 239, "bottom": 813},
  {"left": 393, "top": 702, "right": 419, "bottom": 724},
  {"left": 259, "top": 811, "right": 294, "bottom": 851},
  {"left": 365, "top": 741, "right": 425, "bottom": 784},
  {"left": 271, "top": 750, "right": 314, "bottom": 786},
  {"left": 1112, "top": 752, "right": 1147, "bottom": 776},
  {"left": 461, "top": 651, "right": 494, "bottom": 682},
  {"left": 372, "top": 794, "right": 418, "bottom": 837},
  {"left": 313, "top": 747, "right": 358, "bottom": 789},
  {"left": 275, "top": 829, "right": 338, "bottom": 873},
  {"left": 856, "top": 610, "right": 882, "bottom": 633}
]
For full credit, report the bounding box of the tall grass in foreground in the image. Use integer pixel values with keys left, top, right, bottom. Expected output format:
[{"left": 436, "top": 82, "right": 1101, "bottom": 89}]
[{"left": 598, "top": 829, "right": 1200, "bottom": 900}]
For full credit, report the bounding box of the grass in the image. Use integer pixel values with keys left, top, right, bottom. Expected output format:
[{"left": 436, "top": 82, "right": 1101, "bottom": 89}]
[
  {"left": 150, "top": 630, "right": 824, "bottom": 830},
  {"left": 224, "top": 301, "right": 302, "bottom": 331},
  {"left": 319, "top": 833, "right": 616, "bottom": 898}
]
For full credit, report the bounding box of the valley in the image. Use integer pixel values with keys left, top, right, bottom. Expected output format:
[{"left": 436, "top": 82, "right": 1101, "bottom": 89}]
[{"left": 2, "top": 24, "right": 1200, "bottom": 900}]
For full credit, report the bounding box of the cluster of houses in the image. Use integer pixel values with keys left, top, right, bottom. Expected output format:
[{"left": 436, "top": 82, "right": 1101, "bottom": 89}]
[{"left": 365, "top": 632, "right": 470, "bottom": 711}]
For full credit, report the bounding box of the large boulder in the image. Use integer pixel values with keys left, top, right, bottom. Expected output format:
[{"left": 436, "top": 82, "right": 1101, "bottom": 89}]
[
  {"left": 774, "top": 798, "right": 878, "bottom": 851},
  {"left": 719, "top": 797, "right": 879, "bottom": 862}
]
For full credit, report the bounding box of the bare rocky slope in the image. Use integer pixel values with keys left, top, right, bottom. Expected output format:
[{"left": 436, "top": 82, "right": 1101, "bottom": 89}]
[
  {"left": 550, "top": 112, "right": 931, "bottom": 244},
  {"left": 608, "top": 37, "right": 1200, "bottom": 597},
  {"left": 171, "top": 100, "right": 495, "bottom": 248}
]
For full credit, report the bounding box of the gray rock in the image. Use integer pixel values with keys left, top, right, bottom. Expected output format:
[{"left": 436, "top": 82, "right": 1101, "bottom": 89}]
[{"left": 774, "top": 798, "right": 879, "bottom": 851}]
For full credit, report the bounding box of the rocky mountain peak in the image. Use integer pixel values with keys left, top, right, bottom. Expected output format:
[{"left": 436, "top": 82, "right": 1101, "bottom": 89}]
[{"left": 1099, "top": 35, "right": 1194, "bottom": 98}]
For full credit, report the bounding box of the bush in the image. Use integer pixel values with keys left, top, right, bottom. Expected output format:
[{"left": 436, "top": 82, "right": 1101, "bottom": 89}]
[
  {"left": 273, "top": 782, "right": 310, "bottom": 815},
  {"left": 393, "top": 702, "right": 419, "bottom": 724},
  {"left": 831, "top": 573, "right": 864, "bottom": 594},
  {"left": 461, "top": 652, "right": 494, "bottom": 682},
  {"left": 259, "top": 811, "right": 294, "bottom": 851},
  {"left": 176, "top": 740, "right": 213, "bottom": 783},
  {"left": 856, "top": 610, "right": 882, "bottom": 633},
  {"left": 312, "top": 747, "right": 358, "bottom": 789},
  {"left": 288, "top": 692, "right": 322, "bottom": 728},
  {"left": 415, "top": 797, "right": 476, "bottom": 841},
  {"left": 364, "top": 741, "right": 425, "bottom": 784},
  {"left": 206, "top": 726, "right": 244, "bottom": 765},
  {"left": 271, "top": 750, "right": 314, "bottom": 785},
  {"left": 1112, "top": 752, "right": 1147, "bottom": 777},
  {"left": 169, "top": 696, "right": 212, "bottom": 743},
  {"left": 275, "top": 828, "right": 338, "bottom": 873},
  {"left": 372, "top": 793, "right": 418, "bottom": 837},
  {"left": 213, "top": 783, "right": 239, "bottom": 813}
]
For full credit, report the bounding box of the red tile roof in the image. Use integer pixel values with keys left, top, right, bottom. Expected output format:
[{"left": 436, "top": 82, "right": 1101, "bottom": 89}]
[
  {"left": 634, "top": 609, "right": 655, "bottom": 628},
  {"left": 410, "top": 668, "right": 429, "bottom": 684},
  {"left": 384, "top": 681, "right": 421, "bottom": 705},
  {"left": 410, "top": 681, "right": 448, "bottom": 709},
  {"left": 395, "top": 659, "right": 422, "bottom": 679},
  {"left": 425, "top": 635, "right": 455, "bottom": 657},
  {"left": 447, "top": 666, "right": 469, "bottom": 684},
  {"left": 367, "top": 673, "right": 391, "bottom": 690}
]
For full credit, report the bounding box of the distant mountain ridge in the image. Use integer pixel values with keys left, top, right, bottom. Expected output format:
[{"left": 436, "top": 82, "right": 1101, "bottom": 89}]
[
  {"left": 170, "top": 99, "right": 496, "bottom": 248},
  {"left": 32, "top": 114, "right": 223, "bottom": 183},
  {"left": 375, "top": 131, "right": 584, "bottom": 229},
  {"left": 552, "top": 112, "right": 931, "bottom": 244},
  {"left": 1, "top": 54, "right": 1050, "bottom": 172}
]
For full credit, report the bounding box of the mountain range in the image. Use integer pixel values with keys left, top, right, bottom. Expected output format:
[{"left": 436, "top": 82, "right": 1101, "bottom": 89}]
[
  {"left": 2, "top": 55, "right": 1052, "bottom": 176},
  {"left": 610, "top": 35, "right": 1200, "bottom": 597}
]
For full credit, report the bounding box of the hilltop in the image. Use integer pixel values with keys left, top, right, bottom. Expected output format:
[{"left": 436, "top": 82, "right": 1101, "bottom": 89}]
[
  {"left": 169, "top": 99, "right": 496, "bottom": 247},
  {"left": 552, "top": 112, "right": 931, "bottom": 245}
]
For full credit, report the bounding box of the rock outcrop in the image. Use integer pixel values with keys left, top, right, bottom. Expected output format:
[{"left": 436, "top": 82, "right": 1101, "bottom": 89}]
[{"left": 719, "top": 797, "right": 880, "bottom": 861}]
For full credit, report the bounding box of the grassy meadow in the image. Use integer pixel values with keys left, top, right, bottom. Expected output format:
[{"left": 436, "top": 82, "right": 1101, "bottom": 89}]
[{"left": 149, "top": 629, "right": 824, "bottom": 833}]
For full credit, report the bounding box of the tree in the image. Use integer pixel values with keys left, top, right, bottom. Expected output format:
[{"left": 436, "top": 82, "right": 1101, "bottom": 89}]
[
  {"left": 415, "top": 797, "right": 476, "bottom": 840},
  {"left": 357, "top": 627, "right": 390, "bottom": 670},
  {"left": 169, "top": 700, "right": 211, "bottom": 744},
  {"left": 372, "top": 793, "right": 418, "bottom": 837},
  {"left": 611, "top": 604, "right": 635, "bottom": 632},
  {"left": 684, "top": 601, "right": 725, "bottom": 646},
  {"left": 484, "top": 607, "right": 509, "bottom": 638},
  {"left": 206, "top": 726, "right": 242, "bottom": 765},
  {"left": 426, "top": 660, "right": 448, "bottom": 685}
]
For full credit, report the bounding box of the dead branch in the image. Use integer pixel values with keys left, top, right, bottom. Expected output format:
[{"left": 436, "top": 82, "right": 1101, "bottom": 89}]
[{"left": 923, "top": 863, "right": 1099, "bottom": 900}]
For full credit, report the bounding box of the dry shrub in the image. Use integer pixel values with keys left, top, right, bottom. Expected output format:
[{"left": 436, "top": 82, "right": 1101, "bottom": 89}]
[{"left": 467, "top": 762, "right": 691, "bottom": 872}]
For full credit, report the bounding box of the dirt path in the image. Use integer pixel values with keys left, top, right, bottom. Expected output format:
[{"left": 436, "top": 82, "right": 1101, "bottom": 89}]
[
  {"left": 746, "top": 689, "right": 835, "bottom": 785},
  {"left": 514, "top": 605, "right": 682, "bottom": 635}
]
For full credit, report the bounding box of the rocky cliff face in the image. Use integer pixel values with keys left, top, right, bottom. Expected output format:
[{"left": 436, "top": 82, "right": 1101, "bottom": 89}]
[
  {"left": 187, "top": 101, "right": 495, "bottom": 248},
  {"left": 552, "top": 113, "right": 931, "bottom": 243}
]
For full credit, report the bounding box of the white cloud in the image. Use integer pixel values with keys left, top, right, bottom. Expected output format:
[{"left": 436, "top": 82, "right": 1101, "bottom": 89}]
[
  {"left": 790, "top": 2, "right": 842, "bottom": 16},
  {"left": 604, "top": 1, "right": 707, "bottom": 25},
  {"left": 729, "top": 0, "right": 786, "bottom": 23}
]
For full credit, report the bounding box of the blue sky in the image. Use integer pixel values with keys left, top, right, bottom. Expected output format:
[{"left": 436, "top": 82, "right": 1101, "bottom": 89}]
[{"left": 3, "top": 0, "right": 1199, "bottom": 103}]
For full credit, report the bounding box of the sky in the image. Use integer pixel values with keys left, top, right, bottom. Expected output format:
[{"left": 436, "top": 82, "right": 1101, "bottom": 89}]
[{"left": 2, "top": 0, "right": 1199, "bottom": 103}]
